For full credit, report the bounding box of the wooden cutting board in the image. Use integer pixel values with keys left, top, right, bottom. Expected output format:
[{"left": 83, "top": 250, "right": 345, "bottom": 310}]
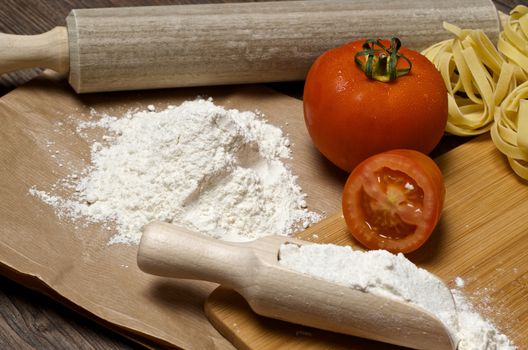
[{"left": 204, "top": 126, "right": 528, "bottom": 346}]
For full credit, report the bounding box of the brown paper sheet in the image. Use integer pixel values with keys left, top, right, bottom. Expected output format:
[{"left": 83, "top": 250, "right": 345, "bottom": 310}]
[{"left": 0, "top": 72, "right": 343, "bottom": 349}]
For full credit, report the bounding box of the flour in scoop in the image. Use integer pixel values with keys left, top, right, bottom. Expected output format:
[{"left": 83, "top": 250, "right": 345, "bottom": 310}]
[
  {"left": 30, "top": 98, "right": 321, "bottom": 244},
  {"left": 279, "top": 243, "right": 516, "bottom": 349}
]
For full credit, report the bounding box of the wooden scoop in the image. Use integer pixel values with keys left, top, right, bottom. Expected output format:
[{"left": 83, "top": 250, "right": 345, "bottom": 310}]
[{"left": 137, "top": 222, "right": 457, "bottom": 350}]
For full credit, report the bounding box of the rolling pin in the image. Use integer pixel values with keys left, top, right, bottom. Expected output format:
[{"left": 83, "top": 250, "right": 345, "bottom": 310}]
[
  {"left": 0, "top": 0, "right": 500, "bottom": 93},
  {"left": 137, "top": 222, "right": 457, "bottom": 350}
]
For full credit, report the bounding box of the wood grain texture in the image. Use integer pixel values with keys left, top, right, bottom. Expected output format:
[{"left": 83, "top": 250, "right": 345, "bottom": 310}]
[
  {"left": 205, "top": 134, "right": 528, "bottom": 349},
  {"left": 0, "top": 0, "right": 275, "bottom": 96},
  {"left": 0, "top": 275, "right": 140, "bottom": 350},
  {"left": 0, "top": 0, "right": 502, "bottom": 93},
  {"left": 64, "top": 0, "right": 500, "bottom": 93},
  {"left": 0, "top": 1, "right": 525, "bottom": 350}
]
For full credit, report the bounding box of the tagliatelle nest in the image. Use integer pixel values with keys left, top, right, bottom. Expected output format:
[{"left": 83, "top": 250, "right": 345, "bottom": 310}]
[{"left": 422, "top": 5, "right": 528, "bottom": 180}]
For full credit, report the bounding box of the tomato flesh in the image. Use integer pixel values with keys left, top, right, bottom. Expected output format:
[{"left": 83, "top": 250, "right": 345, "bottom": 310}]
[
  {"left": 342, "top": 150, "right": 445, "bottom": 254},
  {"left": 361, "top": 168, "right": 423, "bottom": 240}
]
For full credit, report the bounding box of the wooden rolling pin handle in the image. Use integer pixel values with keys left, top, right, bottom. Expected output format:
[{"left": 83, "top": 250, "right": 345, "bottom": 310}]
[
  {"left": 138, "top": 222, "right": 253, "bottom": 289},
  {"left": 0, "top": 27, "right": 69, "bottom": 75}
]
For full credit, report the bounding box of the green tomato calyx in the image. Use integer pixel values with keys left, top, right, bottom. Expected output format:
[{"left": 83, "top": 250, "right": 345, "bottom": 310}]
[{"left": 354, "top": 38, "right": 412, "bottom": 82}]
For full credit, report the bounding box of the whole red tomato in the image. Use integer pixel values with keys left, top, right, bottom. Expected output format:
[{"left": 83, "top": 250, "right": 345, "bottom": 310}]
[{"left": 303, "top": 38, "right": 447, "bottom": 172}]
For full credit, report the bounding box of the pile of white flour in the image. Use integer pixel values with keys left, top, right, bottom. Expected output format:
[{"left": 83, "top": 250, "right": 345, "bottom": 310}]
[
  {"left": 279, "top": 243, "right": 516, "bottom": 349},
  {"left": 30, "top": 98, "right": 321, "bottom": 244}
]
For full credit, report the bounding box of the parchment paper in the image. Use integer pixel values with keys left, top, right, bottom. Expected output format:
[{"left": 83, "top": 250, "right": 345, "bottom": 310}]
[{"left": 0, "top": 72, "right": 343, "bottom": 349}]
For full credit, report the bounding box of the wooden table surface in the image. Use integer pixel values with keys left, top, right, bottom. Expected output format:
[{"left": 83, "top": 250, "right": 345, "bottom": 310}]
[{"left": 0, "top": 0, "right": 524, "bottom": 349}]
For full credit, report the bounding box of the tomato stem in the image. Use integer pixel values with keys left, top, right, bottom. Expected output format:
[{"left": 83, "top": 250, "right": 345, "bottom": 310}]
[{"left": 354, "top": 38, "right": 412, "bottom": 82}]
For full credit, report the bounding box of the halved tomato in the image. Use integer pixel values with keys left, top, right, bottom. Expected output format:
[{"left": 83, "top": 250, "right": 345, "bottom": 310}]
[{"left": 342, "top": 149, "right": 445, "bottom": 253}]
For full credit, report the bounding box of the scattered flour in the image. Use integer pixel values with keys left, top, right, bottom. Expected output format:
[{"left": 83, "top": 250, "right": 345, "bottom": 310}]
[
  {"left": 30, "top": 98, "right": 321, "bottom": 244},
  {"left": 452, "top": 289, "right": 516, "bottom": 350},
  {"left": 455, "top": 276, "right": 466, "bottom": 288},
  {"left": 279, "top": 243, "right": 516, "bottom": 349}
]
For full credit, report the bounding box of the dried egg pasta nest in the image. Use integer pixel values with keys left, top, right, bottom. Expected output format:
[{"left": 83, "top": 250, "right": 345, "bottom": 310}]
[
  {"left": 491, "top": 83, "right": 528, "bottom": 180},
  {"left": 498, "top": 5, "right": 528, "bottom": 77},
  {"left": 422, "top": 23, "right": 504, "bottom": 136},
  {"left": 423, "top": 5, "right": 528, "bottom": 179}
]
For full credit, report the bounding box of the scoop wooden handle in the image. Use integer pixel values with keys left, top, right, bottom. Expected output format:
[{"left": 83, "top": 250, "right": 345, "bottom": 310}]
[
  {"left": 138, "top": 222, "right": 254, "bottom": 288},
  {"left": 0, "top": 27, "right": 69, "bottom": 75}
]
